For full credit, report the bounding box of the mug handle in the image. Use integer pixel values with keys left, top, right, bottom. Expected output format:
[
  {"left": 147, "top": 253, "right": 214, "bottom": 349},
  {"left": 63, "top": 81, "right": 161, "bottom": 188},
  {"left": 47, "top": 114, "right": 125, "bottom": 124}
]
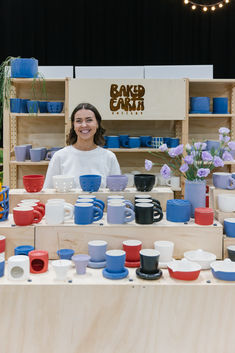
[
  {"left": 38, "top": 202, "right": 45, "bottom": 211},
  {"left": 45, "top": 151, "right": 52, "bottom": 161},
  {"left": 93, "top": 200, "right": 104, "bottom": 211},
  {"left": 227, "top": 177, "right": 235, "bottom": 190},
  {"left": 124, "top": 207, "right": 135, "bottom": 223},
  {"left": 93, "top": 206, "right": 103, "bottom": 222},
  {"left": 166, "top": 179, "right": 172, "bottom": 187},
  {"left": 124, "top": 200, "right": 134, "bottom": 210},
  {"left": 152, "top": 198, "right": 161, "bottom": 208},
  {"left": 95, "top": 199, "right": 105, "bottom": 210},
  {"left": 64, "top": 203, "right": 74, "bottom": 221},
  {"left": 32, "top": 210, "right": 42, "bottom": 224},
  {"left": 122, "top": 139, "right": 129, "bottom": 148},
  {"left": 35, "top": 205, "right": 45, "bottom": 217},
  {"left": 146, "top": 139, "right": 152, "bottom": 147},
  {"left": 153, "top": 206, "right": 163, "bottom": 223}
]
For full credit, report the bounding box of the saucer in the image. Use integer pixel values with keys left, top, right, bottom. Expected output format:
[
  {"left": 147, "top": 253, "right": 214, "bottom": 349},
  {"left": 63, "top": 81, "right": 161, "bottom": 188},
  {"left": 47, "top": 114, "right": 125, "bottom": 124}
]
[
  {"left": 88, "top": 260, "right": 106, "bottom": 269},
  {"left": 125, "top": 260, "right": 140, "bottom": 268},
  {"left": 102, "top": 268, "right": 129, "bottom": 280},
  {"left": 136, "top": 268, "right": 162, "bottom": 280}
]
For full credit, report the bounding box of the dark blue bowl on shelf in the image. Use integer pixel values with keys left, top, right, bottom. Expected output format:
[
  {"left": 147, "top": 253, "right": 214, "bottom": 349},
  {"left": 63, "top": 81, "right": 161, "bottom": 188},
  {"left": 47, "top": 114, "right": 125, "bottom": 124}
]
[
  {"left": 47, "top": 102, "right": 64, "bottom": 113},
  {"left": 27, "top": 100, "right": 38, "bottom": 113},
  {"left": 10, "top": 98, "right": 21, "bottom": 113},
  {"left": 189, "top": 97, "right": 211, "bottom": 114},
  {"left": 39, "top": 101, "right": 48, "bottom": 113}
]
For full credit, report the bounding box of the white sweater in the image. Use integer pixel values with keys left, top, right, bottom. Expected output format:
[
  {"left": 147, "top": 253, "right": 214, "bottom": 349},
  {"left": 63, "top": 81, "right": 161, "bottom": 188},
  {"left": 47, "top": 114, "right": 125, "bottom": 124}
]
[{"left": 44, "top": 145, "right": 121, "bottom": 189}]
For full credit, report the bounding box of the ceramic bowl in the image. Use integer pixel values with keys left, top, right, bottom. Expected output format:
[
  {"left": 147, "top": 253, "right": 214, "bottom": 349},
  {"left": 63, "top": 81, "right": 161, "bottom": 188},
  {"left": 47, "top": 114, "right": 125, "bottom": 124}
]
[
  {"left": 211, "top": 259, "right": 235, "bottom": 281},
  {"left": 47, "top": 101, "right": 64, "bottom": 113},
  {"left": 53, "top": 175, "right": 75, "bottom": 192},
  {"left": 167, "top": 259, "right": 201, "bottom": 281},
  {"left": 23, "top": 174, "right": 44, "bottom": 193},
  {"left": 184, "top": 249, "right": 216, "bottom": 270}
]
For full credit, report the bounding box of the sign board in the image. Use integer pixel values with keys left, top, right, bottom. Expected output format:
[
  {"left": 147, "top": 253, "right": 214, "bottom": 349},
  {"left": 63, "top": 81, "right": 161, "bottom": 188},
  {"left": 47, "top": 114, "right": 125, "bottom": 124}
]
[{"left": 68, "top": 79, "right": 187, "bottom": 120}]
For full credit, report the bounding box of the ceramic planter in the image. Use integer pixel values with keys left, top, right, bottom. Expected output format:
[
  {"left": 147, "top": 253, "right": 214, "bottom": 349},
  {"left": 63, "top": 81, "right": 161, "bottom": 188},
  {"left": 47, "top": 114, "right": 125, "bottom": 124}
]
[{"left": 11, "top": 58, "right": 38, "bottom": 78}]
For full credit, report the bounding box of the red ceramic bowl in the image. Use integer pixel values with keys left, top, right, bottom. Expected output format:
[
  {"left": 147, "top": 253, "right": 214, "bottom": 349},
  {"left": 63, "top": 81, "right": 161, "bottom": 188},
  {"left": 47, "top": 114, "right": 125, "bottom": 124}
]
[
  {"left": 167, "top": 259, "right": 201, "bottom": 281},
  {"left": 23, "top": 174, "right": 44, "bottom": 193}
]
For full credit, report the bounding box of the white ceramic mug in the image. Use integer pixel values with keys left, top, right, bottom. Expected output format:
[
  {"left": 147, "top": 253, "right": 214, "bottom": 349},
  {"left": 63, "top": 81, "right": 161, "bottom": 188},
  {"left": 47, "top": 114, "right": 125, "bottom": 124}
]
[
  {"left": 217, "top": 194, "right": 235, "bottom": 212},
  {"left": 166, "top": 176, "right": 180, "bottom": 188},
  {"left": 154, "top": 240, "right": 174, "bottom": 263},
  {"left": 45, "top": 201, "right": 74, "bottom": 224}
]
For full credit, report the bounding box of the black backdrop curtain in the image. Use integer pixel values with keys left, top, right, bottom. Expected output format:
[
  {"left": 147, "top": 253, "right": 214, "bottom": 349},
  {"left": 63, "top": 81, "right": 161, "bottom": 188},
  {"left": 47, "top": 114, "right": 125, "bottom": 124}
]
[{"left": 0, "top": 0, "right": 235, "bottom": 77}]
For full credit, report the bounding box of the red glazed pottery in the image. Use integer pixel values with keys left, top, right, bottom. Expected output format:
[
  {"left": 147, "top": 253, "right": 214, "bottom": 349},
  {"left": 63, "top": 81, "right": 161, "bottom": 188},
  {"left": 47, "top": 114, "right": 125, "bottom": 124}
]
[
  {"left": 13, "top": 207, "right": 42, "bottom": 226},
  {"left": 23, "top": 174, "right": 44, "bottom": 193},
  {"left": 0, "top": 235, "right": 5, "bottom": 253},
  {"left": 123, "top": 239, "right": 142, "bottom": 267},
  {"left": 28, "top": 250, "right": 48, "bottom": 273},
  {"left": 167, "top": 259, "right": 201, "bottom": 281},
  {"left": 195, "top": 207, "right": 214, "bottom": 225}
]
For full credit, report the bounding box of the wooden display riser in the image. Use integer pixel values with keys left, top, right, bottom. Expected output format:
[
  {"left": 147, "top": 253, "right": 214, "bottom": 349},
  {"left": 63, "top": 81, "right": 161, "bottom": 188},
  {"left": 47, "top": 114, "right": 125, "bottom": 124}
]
[
  {"left": 9, "top": 187, "right": 174, "bottom": 212},
  {"left": 215, "top": 209, "right": 235, "bottom": 224},
  {"left": 209, "top": 186, "right": 235, "bottom": 210},
  {"left": 0, "top": 215, "right": 34, "bottom": 259},
  {"left": 34, "top": 214, "right": 223, "bottom": 260},
  {"left": 223, "top": 236, "right": 235, "bottom": 258},
  {"left": 1, "top": 265, "right": 235, "bottom": 353}
]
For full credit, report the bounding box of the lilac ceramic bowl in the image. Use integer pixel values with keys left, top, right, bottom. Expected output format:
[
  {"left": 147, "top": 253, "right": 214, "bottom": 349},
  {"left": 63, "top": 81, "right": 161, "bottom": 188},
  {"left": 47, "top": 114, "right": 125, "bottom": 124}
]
[{"left": 106, "top": 175, "right": 128, "bottom": 191}]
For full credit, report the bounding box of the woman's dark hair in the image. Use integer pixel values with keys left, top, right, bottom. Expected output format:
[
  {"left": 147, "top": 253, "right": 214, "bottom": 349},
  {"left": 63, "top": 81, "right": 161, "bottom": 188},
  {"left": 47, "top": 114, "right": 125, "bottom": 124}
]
[{"left": 66, "top": 103, "right": 106, "bottom": 146}]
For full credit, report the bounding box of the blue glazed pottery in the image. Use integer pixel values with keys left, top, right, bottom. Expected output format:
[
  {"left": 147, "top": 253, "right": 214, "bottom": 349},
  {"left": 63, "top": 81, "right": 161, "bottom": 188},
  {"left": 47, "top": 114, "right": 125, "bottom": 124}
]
[
  {"left": 27, "top": 100, "right": 38, "bottom": 113},
  {"left": 20, "top": 99, "right": 30, "bottom": 113},
  {"left": 190, "top": 97, "right": 211, "bottom": 114},
  {"left": 166, "top": 199, "right": 191, "bottom": 222},
  {"left": 103, "top": 249, "right": 129, "bottom": 279},
  {"left": 119, "top": 135, "right": 129, "bottom": 147},
  {"left": 211, "top": 259, "right": 235, "bottom": 281},
  {"left": 11, "top": 58, "right": 38, "bottom": 78},
  {"left": 0, "top": 256, "right": 5, "bottom": 277},
  {"left": 213, "top": 97, "right": 229, "bottom": 114},
  {"left": 10, "top": 98, "right": 21, "bottom": 113},
  {"left": 14, "top": 245, "right": 34, "bottom": 256},
  {"left": 57, "top": 249, "right": 75, "bottom": 260},
  {"left": 106, "top": 136, "right": 120, "bottom": 148},
  {"left": 47, "top": 102, "right": 64, "bottom": 113},
  {"left": 224, "top": 218, "right": 235, "bottom": 237},
  {"left": 140, "top": 136, "right": 152, "bottom": 148},
  {"left": 163, "top": 137, "right": 171, "bottom": 147},
  {"left": 79, "top": 174, "right": 102, "bottom": 192},
  {"left": 169, "top": 138, "right": 180, "bottom": 148},
  {"left": 39, "top": 101, "right": 48, "bottom": 113},
  {"left": 128, "top": 137, "right": 141, "bottom": 148}
]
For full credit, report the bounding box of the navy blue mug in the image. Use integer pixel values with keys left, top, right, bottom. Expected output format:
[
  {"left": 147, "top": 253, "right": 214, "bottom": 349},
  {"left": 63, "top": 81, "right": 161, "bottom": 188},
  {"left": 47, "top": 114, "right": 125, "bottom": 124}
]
[
  {"left": 140, "top": 136, "right": 152, "bottom": 148},
  {"left": 213, "top": 97, "right": 228, "bottom": 114},
  {"left": 119, "top": 135, "right": 129, "bottom": 147},
  {"left": 10, "top": 98, "right": 21, "bottom": 113}
]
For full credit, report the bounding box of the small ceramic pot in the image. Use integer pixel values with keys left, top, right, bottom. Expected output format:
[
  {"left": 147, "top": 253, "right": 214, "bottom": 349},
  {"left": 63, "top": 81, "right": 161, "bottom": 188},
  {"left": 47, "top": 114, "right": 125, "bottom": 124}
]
[
  {"left": 184, "top": 249, "right": 216, "bottom": 270},
  {"left": 167, "top": 259, "right": 201, "bottom": 280}
]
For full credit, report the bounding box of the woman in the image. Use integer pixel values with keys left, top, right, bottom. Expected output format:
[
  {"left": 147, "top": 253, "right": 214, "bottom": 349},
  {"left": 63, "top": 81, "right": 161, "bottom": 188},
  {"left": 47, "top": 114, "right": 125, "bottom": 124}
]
[{"left": 44, "top": 103, "right": 121, "bottom": 188}]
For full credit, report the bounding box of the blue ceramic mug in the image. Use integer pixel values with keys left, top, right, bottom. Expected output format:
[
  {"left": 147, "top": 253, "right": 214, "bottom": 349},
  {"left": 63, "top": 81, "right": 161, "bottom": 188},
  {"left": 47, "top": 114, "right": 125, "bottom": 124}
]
[
  {"left": 169, "top": 138, "right": 180, "bottom": 148},
  {"left": 206, "top": 140, "right": 220, "bottom": 152},
  {"left": 88, "top": 240, "right": 108, "bottom": 262},
  {"left": 213, "top": 172, "right": 235, "bottom": 190},
  {"left": 119, "top": 135, "right": 129, "bottom": 147},
  {"left": 213, "top": 97, "right": 228, "bottom": 114},
  {"left": 125, "top": 137, "right": 141, "bottom": 148},
  {"left": 76, "top": 198, "right": 104, "bottom": 210},
  {"left": 107, "top": 203, "right": 135, "bottom": 224},
  {"left": 74, "top": 203, "right": 103, "bottom": 225},
  {"left": 10, "top": 98, "right": 21, "bottom": 113},
  {"left": 0, "top": 256, "right": 5, "bottom": 277},
  {"left": 106, "top": 136, "right": 120, "bottom": 148},
  {"left": 190, "top": 97, "right": 210, "bottom": 113},
  {"left": 78, "top": 195, "right": 105, "bottom": 210},
  {"left": 224, "top": 218, "right": 235, "bottom": 238},
  {"left": 27, "top": 100, "right": 38, "bottom": 113},
  {"left": 140, "top": 136, "right": 152, "bottom": 148}
]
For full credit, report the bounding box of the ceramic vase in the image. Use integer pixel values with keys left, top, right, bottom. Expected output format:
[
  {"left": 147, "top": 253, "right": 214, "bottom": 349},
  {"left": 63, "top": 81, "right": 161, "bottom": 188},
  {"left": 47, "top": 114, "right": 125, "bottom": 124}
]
[{"left": 184, "top": 179, "right": 206, "bottom": 218}]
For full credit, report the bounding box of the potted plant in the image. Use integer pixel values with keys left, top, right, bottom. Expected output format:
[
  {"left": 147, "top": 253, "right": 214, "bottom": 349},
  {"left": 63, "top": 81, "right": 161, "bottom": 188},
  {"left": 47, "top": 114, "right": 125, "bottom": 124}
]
[{"left": 145, "top": 127, "right": 235, "bottom": 216}]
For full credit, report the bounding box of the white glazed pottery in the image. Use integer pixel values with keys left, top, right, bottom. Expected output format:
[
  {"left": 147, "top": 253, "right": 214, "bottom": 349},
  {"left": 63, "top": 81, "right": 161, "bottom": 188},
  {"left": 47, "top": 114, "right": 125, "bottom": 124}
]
[
  {"left": 53, "top": 175, "right": 75, "bottom": 192},
  {"left": 8, "top": 255, "right": 30, "bottom": 281},
  {"left": 184, "top": 249, "right": 216, "bottom": 270}
]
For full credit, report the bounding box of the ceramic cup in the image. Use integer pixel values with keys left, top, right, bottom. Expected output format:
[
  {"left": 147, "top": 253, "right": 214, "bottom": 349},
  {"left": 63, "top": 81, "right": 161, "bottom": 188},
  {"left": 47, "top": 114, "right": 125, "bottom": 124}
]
[
  {"left": 13, "top": 206, "right": 42, "bottom": 226},
  {"left": 0, "top": 235, "right": 6, "bottom": 253},
  {"left": 74, "top": 203, "right": 103, "bottom": 225},
  {"left": 119, "top": 135, "right": 129, "bottom": 147},
  {"left": 57, "top": 248, "right": 75, "bottom": 260},
  {"left": 45, "top": 201, "right": 74, "bottom": 224},
  {"left": 166, "top": 199, "right": 191, "bottom": 223},
  {"left": 135, "top": 203, "right": 163, "bottom": 224},
  {"left": 213, "top": 97, "right": 228, "bottom": 114},
  {"left": 154, "top": 241, "right": 174, "bottom": 263},
  {"left": 123, "top": 137, "right": 141, "bottom": 148},
  {"left": 19, "top": 199, "right": 45, "bottom": 217},
  {"left": 53, "top": 175, "right": 75, "bottom": 192},
  {"left": 17, "top": 202, "right": 45, "bottom": 218},
  {"left": 88, "top": 240, "right": 108, "bottom": 262},
  {"left": 14, "top": 145, "right": 27, "bottom": 162},
  {"left": 166, "top": 176, "right": 180, "bottom": 189},
  {"left": 135, "top": 198, "right": 161, "bottom": 209},
  {"left": 72, "top": 254, "right": 91, "bottom": 275},
  {"left": 14, "top": 245, "right": 34, "bottom": 256},
  {"left": 134, "top": 174, "right": 156, "bottom": 192},
  {"left": 105, "top": 250, "right": 126, "bottom": 273},
  {"left": 140, "top": 136, "right": 152, "bottom": 148},
  {"left": 77, "top": 195, "right": 105, "bottom": 210},
  {"left": 122, "top": 240, "right": 142, "bottom": 263},
  {"left": 107, "top": 195, "right": 134, "bottom": 210},
  {"left": 139, "top": 249, "right": 160, "bottom": 274},
  {"left": 206, "top": 140, "right": 220, "bottom": 152},
  {"left": 106, "top": 175, "right": 128, "bottom": 191},
  {"left": 107, "top": 203, "right": 135, "bottom": 224},
  {"left": 79, "top": 174, "right": 102, "bottom": 192},
  {"left": 224, "top": 218, "right": 235, "bottom": 237},
  {"left": 52, "top": 259, "right": 72, "bottom": 280},
  {"left": 151, "top": 137, "right": 164, "bottom": 148},
  {"left": 217, "top": 194, "right": 235, "bottom": 212},
  {"left": 169, "top": 138, "right": 180, "bottom": 148},
  {"left": 213, "top": 172, "right": 235, "bottom": 190},
  {"left": 106, "top": 136, "right": 120, "bottom": 148},
  {"left": 30, "top": 148, "right": 43, "bottom": 162},
  {"left": 190, "top": 97, "right": 210, "bottom": 113},
  {"left": 7, "top": 255, "right": 29, "bottom": 281},
  {"left": 0, "top": 256, "right": 5, "bottom": 277},
  {"left": 227, "top": 245, "right": 235, "bottom": 261}
]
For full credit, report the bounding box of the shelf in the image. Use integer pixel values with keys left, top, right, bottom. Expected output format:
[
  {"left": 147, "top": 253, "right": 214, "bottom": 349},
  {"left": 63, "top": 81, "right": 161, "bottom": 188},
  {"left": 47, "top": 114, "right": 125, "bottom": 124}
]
[
  {"left": 10, "top": 161, "right": 49, "bottom": 165},
  {"left": 11, "top": 78, "right": 65, "bottom": 84},
  {"left": 10, "top": 113, "right": 65, "bottom": 118},
  {"left": 109, "top": 148, "right": 160, "bottom": 152},
  {"left": 189, "top": 114, "right": 234, "bottom": 118}
]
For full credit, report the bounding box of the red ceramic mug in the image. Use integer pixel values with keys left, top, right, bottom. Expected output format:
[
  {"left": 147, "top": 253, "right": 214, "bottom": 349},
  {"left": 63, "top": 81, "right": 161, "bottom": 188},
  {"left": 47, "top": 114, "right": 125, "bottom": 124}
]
[
  {"left": 0, "top": 235, "right": 6, "bottom": 253},
  {"left": 18, "top": 201, "right": 45, "bottom": 217},
  {"left": 13, "top": 206, "right": 42, "bottom": 226},
  {"left": 122, "top": 239, "right": 142, "bottom": 267}
]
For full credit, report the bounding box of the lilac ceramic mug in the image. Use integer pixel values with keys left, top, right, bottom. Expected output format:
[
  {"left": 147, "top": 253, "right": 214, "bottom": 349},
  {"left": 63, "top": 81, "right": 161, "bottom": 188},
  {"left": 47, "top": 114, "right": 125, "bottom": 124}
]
[{"left": 213, "top": 172, "right": 235, "bottom": 190}]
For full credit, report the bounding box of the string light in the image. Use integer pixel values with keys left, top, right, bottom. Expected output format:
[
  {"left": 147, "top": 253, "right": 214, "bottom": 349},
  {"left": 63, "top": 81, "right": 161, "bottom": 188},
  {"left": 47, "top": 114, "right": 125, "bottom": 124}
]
[{"left": 184, "top": 0, "right": 231, "bottom": 11}]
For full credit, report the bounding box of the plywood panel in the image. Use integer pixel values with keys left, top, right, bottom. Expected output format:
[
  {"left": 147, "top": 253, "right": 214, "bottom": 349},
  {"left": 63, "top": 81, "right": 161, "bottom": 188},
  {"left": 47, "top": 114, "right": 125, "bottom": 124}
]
[
  {"left": 35, "top": 215, "right": 223, "bottom": 260},
  {"left": 68, "top": 79, "right": 187, "bottom": 120}
]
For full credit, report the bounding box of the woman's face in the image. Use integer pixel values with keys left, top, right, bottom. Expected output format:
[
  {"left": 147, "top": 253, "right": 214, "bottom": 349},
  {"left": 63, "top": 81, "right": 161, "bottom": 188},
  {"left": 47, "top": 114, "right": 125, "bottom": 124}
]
[{"left": 73, "top": 109, "right": 98, "bottom": 143}]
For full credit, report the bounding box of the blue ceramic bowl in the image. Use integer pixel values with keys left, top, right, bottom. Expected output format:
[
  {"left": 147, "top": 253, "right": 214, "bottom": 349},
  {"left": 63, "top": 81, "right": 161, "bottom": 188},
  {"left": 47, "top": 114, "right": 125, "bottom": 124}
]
[
  {"left": 14, "top": 245, "right": 34, "bottom": 256},
  {"left": 47, "top": 102, "right": 64, "bottom": 113},
  {"left": 39, "top": 101, "right": 48, "bottom": 113},
  {"left": 211, "top": 259, "right": 235, "bottom": 281},
  {"left": 80, "top": 174, "right": 102, "bottom": 192},
  {"left": 57, "top": 249, "right": 75, "bottom": 260}
]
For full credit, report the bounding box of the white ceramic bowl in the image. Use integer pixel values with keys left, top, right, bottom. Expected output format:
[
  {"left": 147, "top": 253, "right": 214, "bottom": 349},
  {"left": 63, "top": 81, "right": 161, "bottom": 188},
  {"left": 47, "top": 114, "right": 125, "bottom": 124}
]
[
  {"left": 184, "top": 249, "right": 216, "bottom": 270},
  {"left": 53, "top": 175, "right": 75, "bottom": 192}
]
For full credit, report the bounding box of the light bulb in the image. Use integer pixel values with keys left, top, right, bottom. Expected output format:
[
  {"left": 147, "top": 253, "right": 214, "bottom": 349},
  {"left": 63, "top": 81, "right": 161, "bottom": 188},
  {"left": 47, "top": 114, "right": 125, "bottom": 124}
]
[
  {"left": 203, "top": 6, "right": 208, "bottom": 11},
  {"left": 219, "top": 3, "right": 223, "bottom": 7},
  {"left": 211, "top": 6, "right": 215, "bottom": 10},
  {"left": 184, "top": 0, "right": 189, "bottom": 3},
  {"left": 225, "top": 0, "right": 229, "bottom": 3},
  {"left": 192, "top": 5, "right": 196, "bottom": 9}
]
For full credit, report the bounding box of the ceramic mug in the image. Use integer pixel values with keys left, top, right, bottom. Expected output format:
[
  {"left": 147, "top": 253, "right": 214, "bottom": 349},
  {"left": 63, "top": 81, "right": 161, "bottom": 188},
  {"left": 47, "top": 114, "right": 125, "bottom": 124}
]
[
  {"left": 135, "top": 203, "right": 163, "bottom": 224},
  {"left": 107, "top": 203, "right": 135, "bottom": 224},
  {"left": 53, "top": 175, "right": 75, "bottom": 192},
  {"left": 45, "top": 201, "right": 74, "bottom": 224},
  {"left": 213, "top": 172, "right": 235, "bottom": 190},
  {"left": 217, "top": 194, "right": 235, "bottom": 212},
  {"left": 154, "top": 240, "right": 174, "bottom": 263},
  {"left": 77, "top": 195, "right": 105, "bottom": 210},
  {"left": 224, "top": 218, "right": 235, "bottom": 237},
  {"left": 166, "top": 176, "right": 180, "bottom": 189},
  {"left": 13, "top": 206, "right": 42, "bottom": 226},
  {"left": 74, "top": 203, "right": 103, "bottom": 225}
]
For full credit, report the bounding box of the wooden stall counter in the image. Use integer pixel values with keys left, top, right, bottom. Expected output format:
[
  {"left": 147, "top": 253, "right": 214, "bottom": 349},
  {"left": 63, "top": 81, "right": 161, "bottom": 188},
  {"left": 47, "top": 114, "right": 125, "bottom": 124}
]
[
  {"left": 0, "top": 265, "right": 235, "bottom": 353},
  {"left": 35, "top": 214, "right": 223, "bottom": 260},
  {"left": 9, "top": 187, "right": 174, "bottom": 212}
]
